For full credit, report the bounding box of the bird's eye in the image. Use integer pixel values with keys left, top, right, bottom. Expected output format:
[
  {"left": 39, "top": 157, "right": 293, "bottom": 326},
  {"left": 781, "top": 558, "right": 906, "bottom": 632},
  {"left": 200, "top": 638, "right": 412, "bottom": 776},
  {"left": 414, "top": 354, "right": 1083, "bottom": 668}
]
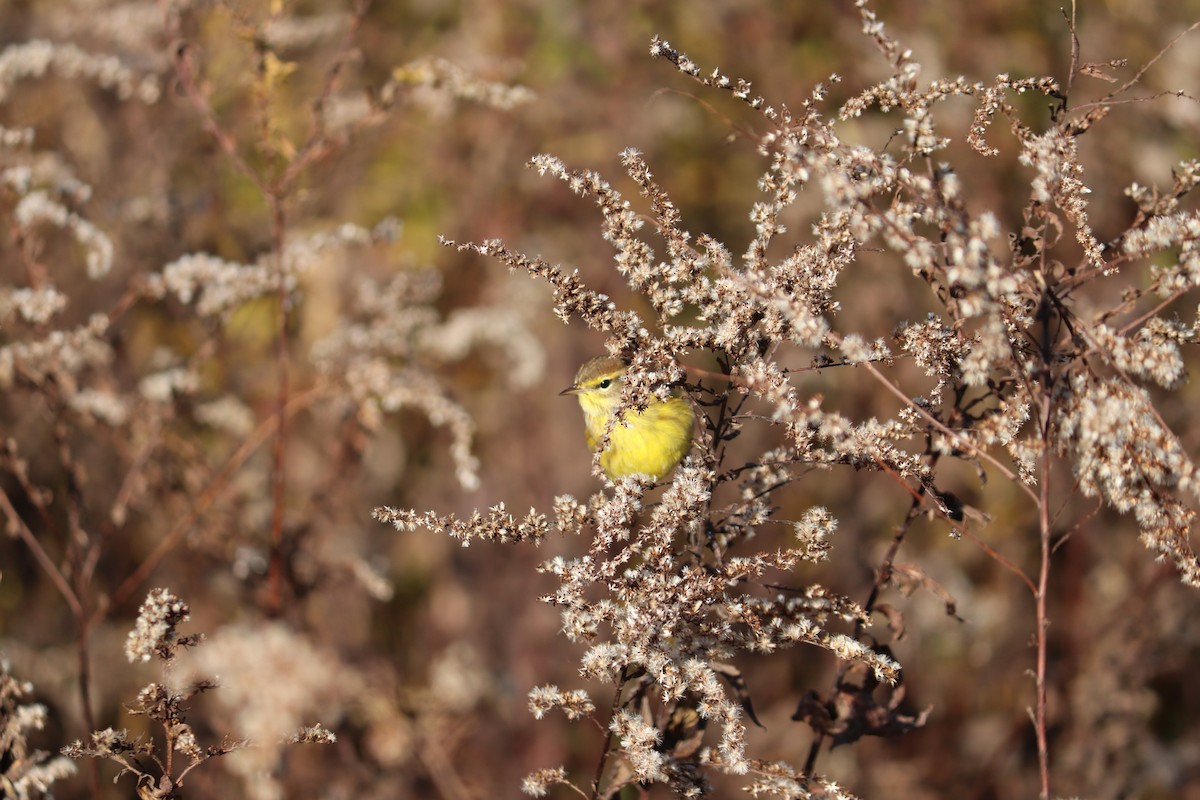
[{"left": 597, "top": 378, "right": 612, "bottom": 389}]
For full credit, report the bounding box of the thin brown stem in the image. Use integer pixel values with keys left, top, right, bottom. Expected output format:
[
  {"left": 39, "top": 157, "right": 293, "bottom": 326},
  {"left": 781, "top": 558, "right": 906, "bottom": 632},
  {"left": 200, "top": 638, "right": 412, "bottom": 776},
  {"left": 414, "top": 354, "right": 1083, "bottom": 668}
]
[
  {"left": 1062, "top": 1, "right": 1080, "bottom": 101},
  {"left": 856, "top": 356, "right": 1040, "bottom": 505},
  {"left": 278, "top": 0, "right": 374, "bottom": 190},
  {"left": 1034, "top": 392, "right": 1053, "bottom": 800},
  {"left": 804, "top": 481, "right": 927, "bottom": 776},
  {"left": 159, "top": 0, "right": 266, "bottom": 193},
  {"left": 959, "top": 526, "right": 1038, "bottom": 596},
  {"left": 0, "top": 487, "right": 81, "bottom": 616},
  {"left": 75, "top": 601, "right": 101, "bottom": 800},
  {"left": 590, "top": 668, "right": 628, "bottom": 800},
  {"left": 265, "top": 197, "right": 290, "bottom": 617},
  {"left": 101, "top": 386, "right": 326, "bottom": 621},
  {"left": 1117, "top": 286, "right": 1189, "bottom": 336},
  {"left": 1084, "top": 19, "right": 1200, "bottom": 109},
  {"left": 415, "top": 720, "right": 474, "bottom": 800}
]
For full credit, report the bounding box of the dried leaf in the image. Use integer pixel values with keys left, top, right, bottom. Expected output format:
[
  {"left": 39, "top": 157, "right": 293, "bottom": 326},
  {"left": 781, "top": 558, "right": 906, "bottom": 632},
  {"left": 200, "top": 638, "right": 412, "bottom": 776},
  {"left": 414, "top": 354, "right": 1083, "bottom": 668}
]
[
  {"left": 1079, "top": 64, "right": 1118, "bottom": 82},
  {"left": 792, "top": 655, "right": 931, "bottom": 747},
  {"left": 713, "top": 662, "right": 765, "bottom": 728},
  {"left": 661, "top": 703, "right": 706, "bottom": 759},
  {"left": 890, "top": 562, "right": 963, "bottom": 621},
  {"left": 1079, "top": 58, "right": 1127, "bottom": 82},
  {"left": 873, "top": 603, "right": 906, "bottom": 643}
]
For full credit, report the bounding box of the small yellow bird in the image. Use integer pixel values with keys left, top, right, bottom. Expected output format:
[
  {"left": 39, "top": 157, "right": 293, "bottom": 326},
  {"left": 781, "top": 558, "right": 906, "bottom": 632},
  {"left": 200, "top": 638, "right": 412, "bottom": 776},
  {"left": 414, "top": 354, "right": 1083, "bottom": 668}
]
[{"left": 560, "top": 356, "right": 694, "bottom": 481}]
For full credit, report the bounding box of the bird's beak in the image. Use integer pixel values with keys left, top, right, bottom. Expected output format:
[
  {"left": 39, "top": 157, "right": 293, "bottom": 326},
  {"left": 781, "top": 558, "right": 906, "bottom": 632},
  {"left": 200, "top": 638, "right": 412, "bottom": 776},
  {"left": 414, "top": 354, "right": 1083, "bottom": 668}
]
[{"left": 559, "top": 384, "right": 581, "bottom": 396}]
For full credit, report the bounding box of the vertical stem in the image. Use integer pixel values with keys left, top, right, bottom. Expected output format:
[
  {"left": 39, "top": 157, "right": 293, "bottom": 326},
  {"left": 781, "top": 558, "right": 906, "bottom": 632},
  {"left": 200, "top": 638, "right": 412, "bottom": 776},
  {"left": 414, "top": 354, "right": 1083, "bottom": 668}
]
[
  {"left": 590, "top": 668, "right": 628, "bottom": 800},
  {"left": 76, "top": 615, "right": 101, "bottom": 799},
  {"left": 54, "top": 415, "right": 103, "bottom": 799},
  {"left": 266, "top": 196, "right": 290, "bottom": 616},
  {"left": 1031, "top": 278, "right": 1056, "bottom": 800},
  {"left": 1035, "top": 393, "right": 1053, "bottom": 800},
  {"left": 0, "top": 489, "right": 81, "bottom": 616},
  {"left": 75, "top": 617, "right": 95, "bottom": 730}
]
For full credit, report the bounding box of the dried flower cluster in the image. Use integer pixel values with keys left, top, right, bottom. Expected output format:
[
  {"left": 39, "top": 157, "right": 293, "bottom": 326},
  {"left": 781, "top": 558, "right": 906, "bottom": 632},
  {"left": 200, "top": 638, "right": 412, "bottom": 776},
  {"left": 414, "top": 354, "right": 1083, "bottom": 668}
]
[{"left": 124, "top": 587, "right": 196, "bottom": 664}]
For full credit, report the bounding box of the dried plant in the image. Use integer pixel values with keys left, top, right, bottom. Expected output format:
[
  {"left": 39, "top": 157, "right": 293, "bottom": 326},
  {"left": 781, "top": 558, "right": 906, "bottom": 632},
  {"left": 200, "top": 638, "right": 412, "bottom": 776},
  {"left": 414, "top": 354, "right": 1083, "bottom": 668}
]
[
  {"left": 62, "top": 588, "right": 248, "bottom": 799},
  {"left": 0, "top": 661, "right": 77, "bottom": 799},
  {"left": 382, "top": 2, "right": 1200, "bottom": 797},
  {"left": 1, "top": 0, "right": 538, "bottom": 797}
]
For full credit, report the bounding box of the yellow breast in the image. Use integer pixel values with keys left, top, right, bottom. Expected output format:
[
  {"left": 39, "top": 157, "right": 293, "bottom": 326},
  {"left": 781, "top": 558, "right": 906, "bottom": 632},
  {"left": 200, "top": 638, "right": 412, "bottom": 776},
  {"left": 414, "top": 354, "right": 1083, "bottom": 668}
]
[{"left": 584, "top": 395, "right": 694, "bottom": 480}]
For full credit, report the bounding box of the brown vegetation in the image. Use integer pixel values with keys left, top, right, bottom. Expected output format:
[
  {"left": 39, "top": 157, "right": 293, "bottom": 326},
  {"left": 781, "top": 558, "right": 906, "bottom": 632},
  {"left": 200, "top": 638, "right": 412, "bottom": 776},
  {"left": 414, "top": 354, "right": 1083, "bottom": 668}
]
[{"left": 2, "top": 1, "right": 1200, "bottom": 798}]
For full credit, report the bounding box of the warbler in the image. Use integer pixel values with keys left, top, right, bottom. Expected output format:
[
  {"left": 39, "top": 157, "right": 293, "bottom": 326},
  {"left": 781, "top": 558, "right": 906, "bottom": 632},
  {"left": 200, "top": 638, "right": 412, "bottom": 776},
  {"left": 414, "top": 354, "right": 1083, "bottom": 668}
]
[{"left": 560, "top": 356, "right": 694, "bottom": 481}]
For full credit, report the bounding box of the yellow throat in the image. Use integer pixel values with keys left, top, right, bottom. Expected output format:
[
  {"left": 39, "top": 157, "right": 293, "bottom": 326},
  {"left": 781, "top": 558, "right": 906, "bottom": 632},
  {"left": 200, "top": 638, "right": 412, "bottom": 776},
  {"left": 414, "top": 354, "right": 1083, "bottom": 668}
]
[{"left": 560, "top": 356, "right": 694, "bottom": 481}]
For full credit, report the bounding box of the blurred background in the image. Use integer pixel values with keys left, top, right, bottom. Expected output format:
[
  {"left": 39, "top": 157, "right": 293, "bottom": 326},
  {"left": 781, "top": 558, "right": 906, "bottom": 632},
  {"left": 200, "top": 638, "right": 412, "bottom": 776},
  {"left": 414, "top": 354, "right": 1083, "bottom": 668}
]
[{"left": 1, "top": 1, "right": 1200, "bottom": 798}]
